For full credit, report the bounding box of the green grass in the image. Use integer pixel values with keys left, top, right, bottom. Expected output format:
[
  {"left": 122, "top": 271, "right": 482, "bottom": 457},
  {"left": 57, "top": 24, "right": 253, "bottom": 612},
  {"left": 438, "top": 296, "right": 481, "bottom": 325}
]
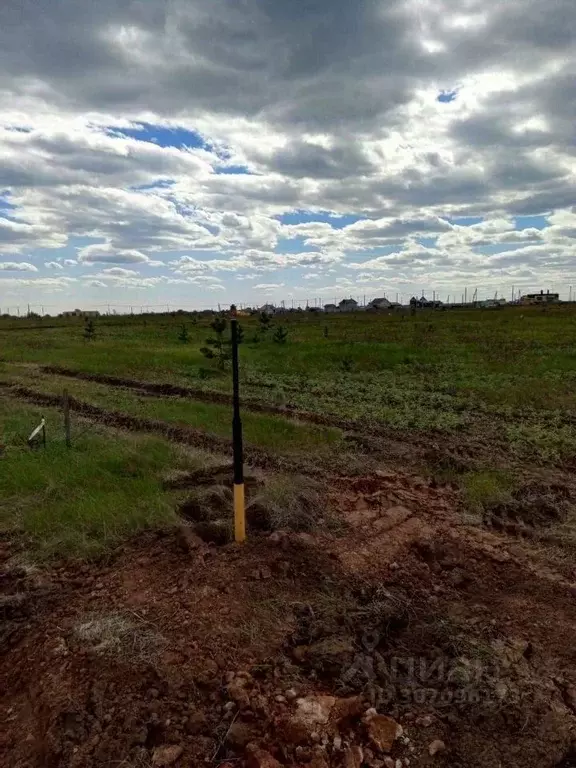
[
  {"left": 4, "top": 305, "right": 576, "bottom": 429},
  {"left": 0, "top": 368, "right": 344, "bottom": 457},
  {"left": 4, "top": 305, "right": 576, "bottom": 560},
  {"left": 0, "top": 396, "right": 213, "bottom": 558},
  {"left": 461, "top": 470, "right": 515, "bottom": 512}
]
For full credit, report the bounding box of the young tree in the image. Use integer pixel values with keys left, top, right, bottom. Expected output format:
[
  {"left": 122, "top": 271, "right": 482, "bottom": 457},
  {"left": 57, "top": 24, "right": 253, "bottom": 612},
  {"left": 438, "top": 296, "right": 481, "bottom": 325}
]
[
  {"left": 200, "top": 317, "right": 231, "bottom": 369},
  {"left": 178, "top": 324, "right": 189, "bottom": 343},
  {"left": 84, "top": 318, "right": 96, "bottom": 342},
  {"left": 272, "top": 325, "right": 288, "bottom": 345},
  {"left": 259, "top": 312, "right": 272, "bottom": 333}
]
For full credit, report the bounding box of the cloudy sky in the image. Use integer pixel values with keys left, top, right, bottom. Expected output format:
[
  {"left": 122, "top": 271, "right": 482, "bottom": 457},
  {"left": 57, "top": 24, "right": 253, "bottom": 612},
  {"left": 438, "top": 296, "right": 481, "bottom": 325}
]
[{"left": 0, "top": 0, "right": 575, "bottom": 312}]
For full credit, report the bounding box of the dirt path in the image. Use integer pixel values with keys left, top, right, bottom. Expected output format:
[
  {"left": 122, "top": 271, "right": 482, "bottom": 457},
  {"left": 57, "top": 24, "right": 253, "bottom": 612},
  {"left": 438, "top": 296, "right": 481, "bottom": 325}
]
[{"left": 3, "top": 470, "right": 576, "bottom": 768}]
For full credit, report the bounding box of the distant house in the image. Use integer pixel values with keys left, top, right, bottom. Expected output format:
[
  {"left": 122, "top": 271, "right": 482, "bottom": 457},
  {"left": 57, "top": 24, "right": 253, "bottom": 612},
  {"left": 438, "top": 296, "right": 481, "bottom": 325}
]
[
  {"left": 367, "top": 297, "right": 401, "bottom": 311},
  {"left": 259, "top": 303, "right": 277, "bottom": 315},
  {"left": 478, "top": 298, "right": 507, "bottom": 308},
  {"left": 324, "top": 303, "right": 338, "bottom": 313},
  {"left": 338, "top": 298, "right": 359, "bottom": 312},
  {"left": 61, "top": 309, "right": 100, "bottom": 318},
  {"left": 410, "top": 296, "right": 434, "bottom": 309},
  {"left": 520, "top": 290, "right": 559, "bottom": 305},
  {"left": 368, "top": 297, "right": 392, "bottom": 310}
]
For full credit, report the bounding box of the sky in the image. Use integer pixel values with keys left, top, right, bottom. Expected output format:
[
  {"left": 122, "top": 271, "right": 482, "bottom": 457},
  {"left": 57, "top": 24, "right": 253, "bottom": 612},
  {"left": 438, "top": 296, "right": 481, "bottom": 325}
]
[{"left": 0, "top": 0, "right": 575, "bottom": 313}]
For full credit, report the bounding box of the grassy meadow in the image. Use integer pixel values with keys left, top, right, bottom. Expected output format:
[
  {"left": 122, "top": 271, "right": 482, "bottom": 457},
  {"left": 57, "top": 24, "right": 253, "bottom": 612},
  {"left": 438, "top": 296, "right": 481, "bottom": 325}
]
[{"left": 2, "top": 303, "right": 576, "bottom": 557}]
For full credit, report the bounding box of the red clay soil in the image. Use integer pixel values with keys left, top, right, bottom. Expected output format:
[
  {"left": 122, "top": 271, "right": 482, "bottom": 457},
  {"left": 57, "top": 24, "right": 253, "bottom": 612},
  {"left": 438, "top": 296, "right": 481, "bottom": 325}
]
[{"left": 2, "top": 472, "right": 576, "bottom": 768}]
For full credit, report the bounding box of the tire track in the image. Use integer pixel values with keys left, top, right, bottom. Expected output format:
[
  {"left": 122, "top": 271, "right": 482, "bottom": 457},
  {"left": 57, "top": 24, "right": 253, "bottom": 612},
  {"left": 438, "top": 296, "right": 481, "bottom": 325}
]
[
  {"left": 0, "top": 383, "right": 325, "bottom": 476},
  {"left": 9, "top": 366, "right": 506, "bottom": 474},
  {"left": 41, "top": 365, "right": 364, "bottom": 433}
]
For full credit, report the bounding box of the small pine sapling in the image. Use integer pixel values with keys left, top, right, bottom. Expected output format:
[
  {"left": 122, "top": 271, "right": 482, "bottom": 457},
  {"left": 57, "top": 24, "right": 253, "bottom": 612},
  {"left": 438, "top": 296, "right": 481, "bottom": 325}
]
[
  {"left": 272, "top": 325, "right": 288, "bottom": 344},
  {"left": 178, "top": 324, "right": 189, "bottom": 343},
  {"left": 323, "top": 325, "right": 329, "bottom": 338},
  {"left": 84, "top": 317, "right": 96, "bottom": 342},
  {"left": 340, "top": 356, "right": 354, "bottom": 372},
  {"left": 200, "top": 317, "right": 231, "bottom": 369},
  {"left": 259, "top": 312, "right": 272, "bottom": 333}
]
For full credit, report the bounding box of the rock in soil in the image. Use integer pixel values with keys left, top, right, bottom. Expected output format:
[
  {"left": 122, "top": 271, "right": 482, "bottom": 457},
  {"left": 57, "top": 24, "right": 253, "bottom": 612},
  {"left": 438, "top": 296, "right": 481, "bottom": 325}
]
[
  {"left": 151, "top": 744, "right": 184, "bottom": 766},
  {"left": 428, "top": 739, "right": 446, "bottom": 756},
  {"left": 364, "top": 712, "right": 403, "bottom": 753},
  {"left": 245, "top": 746, "right": 283, "bottom": 768},
  {"left": 343, "top": 745, "right": 364, "bottom": 768},
  {"left": 226, "top": 721, "right": 257, "bottom": 749}
]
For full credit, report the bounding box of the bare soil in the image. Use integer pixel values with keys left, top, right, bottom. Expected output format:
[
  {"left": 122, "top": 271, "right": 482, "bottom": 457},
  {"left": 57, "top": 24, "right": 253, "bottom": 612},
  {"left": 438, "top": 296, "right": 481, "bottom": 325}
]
[{"left": 3, "top": 469, "right": 576, "bottom": 768}]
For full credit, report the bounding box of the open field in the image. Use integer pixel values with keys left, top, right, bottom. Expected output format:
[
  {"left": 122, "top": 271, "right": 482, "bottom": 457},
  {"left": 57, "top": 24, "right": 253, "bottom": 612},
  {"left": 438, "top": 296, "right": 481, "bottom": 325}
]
[{"left": 3, "top": 305, "right": 576, "bottom": 767}]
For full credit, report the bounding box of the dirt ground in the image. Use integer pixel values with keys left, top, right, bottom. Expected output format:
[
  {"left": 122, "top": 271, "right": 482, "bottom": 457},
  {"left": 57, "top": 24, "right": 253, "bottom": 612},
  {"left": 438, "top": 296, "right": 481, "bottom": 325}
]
[{"left": 3, "top": 470, "right": 576, "bottom": 768}]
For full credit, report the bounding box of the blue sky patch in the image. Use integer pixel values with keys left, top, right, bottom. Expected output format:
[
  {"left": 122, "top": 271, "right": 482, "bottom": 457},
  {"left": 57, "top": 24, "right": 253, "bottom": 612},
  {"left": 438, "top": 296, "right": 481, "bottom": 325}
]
[
  {"left": 448, "top": 216, "right": 483, "bottom": 226},
  {"left": 109, "top": 123, "right": 207, "bottom": 150},
  {"left": 276, "top": 236, "right": 319, "bottom": 253},
  {"left": 0, "top": 196, "right": 15, "bottom": 212},
  {"left": 417, "top": 237, "right": 438, "bottom": 248},
  {"left": 515, "top": 214, "right": 549, "bottom": 230},
  {"left": 437, "top": 90, "right": 458, "bottom": 103},
  {"left": 215, "top": 165, "right": 252, "bottom": 175},
  {"left": 131, "top": 180, "right": 175, "bottom": 192},
  {"left": 277, "top": 211, "right": 365, "bottom": 228}
]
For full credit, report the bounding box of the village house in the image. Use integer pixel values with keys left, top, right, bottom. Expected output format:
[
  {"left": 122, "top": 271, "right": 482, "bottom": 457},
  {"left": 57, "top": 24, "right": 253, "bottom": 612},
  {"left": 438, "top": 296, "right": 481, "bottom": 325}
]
[
  {"left": 367, "top": 297, "right": 401, "bottom": 311},
  {"left": 338, "top": 298, "right": 359, "bottom": 312},
  {"left": 520, "top": 290, "right": 559, "bottom": 305},
  {"left": 61, "top": 309, "right": 100, "bottom": 318}
]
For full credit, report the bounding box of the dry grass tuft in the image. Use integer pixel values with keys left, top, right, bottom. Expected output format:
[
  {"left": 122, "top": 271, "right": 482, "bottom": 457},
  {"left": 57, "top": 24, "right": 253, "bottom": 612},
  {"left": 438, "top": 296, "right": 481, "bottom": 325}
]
[{"left": 73, "top": 612, "right": 165, "bottom": 663}]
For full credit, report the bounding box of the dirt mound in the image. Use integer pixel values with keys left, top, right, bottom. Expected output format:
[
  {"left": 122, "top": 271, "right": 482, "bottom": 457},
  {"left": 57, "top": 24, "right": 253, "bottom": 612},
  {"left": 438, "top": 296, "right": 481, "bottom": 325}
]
[
  {"left": 3, "top": 473, "right": 576, "bottom": 767},
  {"left": 487, "top": 479, "right": 573, "bottom": 528}
]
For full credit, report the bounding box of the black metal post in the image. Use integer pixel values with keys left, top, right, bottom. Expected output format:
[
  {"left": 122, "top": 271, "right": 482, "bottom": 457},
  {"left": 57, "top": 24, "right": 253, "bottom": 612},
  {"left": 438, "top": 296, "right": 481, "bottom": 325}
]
[
  {"left": 231, "top": 316, "right": 245, "bottom": 541},
  {"left": 231, "top": 319, "right": 244, "bottom": 485}
]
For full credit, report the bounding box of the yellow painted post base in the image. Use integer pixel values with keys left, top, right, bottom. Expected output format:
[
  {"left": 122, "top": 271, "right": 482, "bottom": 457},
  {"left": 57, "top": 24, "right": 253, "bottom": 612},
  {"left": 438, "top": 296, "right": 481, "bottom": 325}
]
[{"left": 234, "top": 483, "right": 246, "bottom": 543}]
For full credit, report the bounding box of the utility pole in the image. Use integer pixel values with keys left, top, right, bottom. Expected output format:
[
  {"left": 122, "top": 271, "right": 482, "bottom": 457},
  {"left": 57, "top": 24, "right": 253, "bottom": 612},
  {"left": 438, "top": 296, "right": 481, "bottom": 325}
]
[{"left": 464, "top": 287, "right": 467, "bottom": 304}]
